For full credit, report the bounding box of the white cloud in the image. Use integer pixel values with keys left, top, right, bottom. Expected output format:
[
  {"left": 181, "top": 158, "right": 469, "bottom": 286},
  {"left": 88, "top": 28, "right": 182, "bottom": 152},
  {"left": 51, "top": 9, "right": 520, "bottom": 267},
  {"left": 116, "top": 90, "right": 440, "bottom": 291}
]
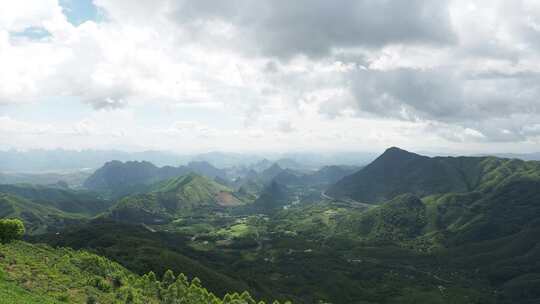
[
  {"left": 1, "top": 0, "right": 540, "bottom": 153},
  {"left": 0, "top": 116, "right": 54, "bottom": 134},
  {"left": 0, "top": 0, "right": 65, "bottom": 32}
]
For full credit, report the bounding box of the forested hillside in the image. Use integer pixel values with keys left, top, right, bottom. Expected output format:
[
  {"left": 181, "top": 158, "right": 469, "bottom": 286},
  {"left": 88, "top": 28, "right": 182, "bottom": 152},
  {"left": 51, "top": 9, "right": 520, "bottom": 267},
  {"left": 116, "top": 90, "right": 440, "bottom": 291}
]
[
  {"left": 327, "top": 147, "right": 540, "bottom": 203},
  {"left": 0, "top": 240, "right": 288, "bottom": 304},
  {"left": 0, "top": 184, "right": 112, "bottom": 234},
  {"left": 107, "top": 173, "right": 247, "bottom": 223}
]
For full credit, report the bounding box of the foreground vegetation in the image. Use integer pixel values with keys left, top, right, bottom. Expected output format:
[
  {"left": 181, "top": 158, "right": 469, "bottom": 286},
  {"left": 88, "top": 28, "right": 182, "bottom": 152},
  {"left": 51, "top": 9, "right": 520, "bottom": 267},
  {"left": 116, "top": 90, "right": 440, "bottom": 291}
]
[{"left": 0, "top": 240, "right": 288, "bottom": 304}]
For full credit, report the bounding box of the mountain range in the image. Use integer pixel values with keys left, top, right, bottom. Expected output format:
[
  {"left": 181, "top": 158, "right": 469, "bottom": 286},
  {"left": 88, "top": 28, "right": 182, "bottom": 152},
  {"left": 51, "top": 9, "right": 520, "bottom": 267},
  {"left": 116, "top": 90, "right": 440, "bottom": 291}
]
[
  {"left": 1, "top": 146, "right": 540, "bottom": 303},
  {"left": 83, "top": 160, "right": 227, "bottom": 199}
]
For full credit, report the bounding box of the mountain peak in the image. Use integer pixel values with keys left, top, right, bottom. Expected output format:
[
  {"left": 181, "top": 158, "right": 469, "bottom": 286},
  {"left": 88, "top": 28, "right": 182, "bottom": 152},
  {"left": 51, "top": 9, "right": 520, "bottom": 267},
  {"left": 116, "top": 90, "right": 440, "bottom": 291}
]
[
  {"left": 376, "top": 147, "right": 423, "bottom": 163},
  {"left": 102, "top": 160, "right": 123, "bottom": 167},
  {"left": 382, "top": 146, "right": 414, "bottom": 156}
]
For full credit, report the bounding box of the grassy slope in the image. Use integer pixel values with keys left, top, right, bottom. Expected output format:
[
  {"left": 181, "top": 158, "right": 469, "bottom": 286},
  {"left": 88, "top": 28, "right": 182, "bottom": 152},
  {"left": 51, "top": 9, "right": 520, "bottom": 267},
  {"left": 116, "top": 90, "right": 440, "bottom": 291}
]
[
  {"left": 0, "top": 277, "right": 60, "bottom": 304},
  {"left": 0, "top": 241, "right": 158, "bottom": 303},
  {"left": 0, "top": 240, "right": 279, "bottom": 304}
]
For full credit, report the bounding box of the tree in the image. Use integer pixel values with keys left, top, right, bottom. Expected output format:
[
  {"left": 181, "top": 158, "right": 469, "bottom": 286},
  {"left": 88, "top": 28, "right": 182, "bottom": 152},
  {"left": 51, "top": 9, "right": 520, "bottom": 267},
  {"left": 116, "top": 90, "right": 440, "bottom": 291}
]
[
  {"left": 162, "top": 269, "right": 176, "bottom": 288},
  {"left": 240, "top": 291, "right": 256, "bottom": 304},
  {"left": 0, "top": 218, "right": 25, "bottom": 243}
]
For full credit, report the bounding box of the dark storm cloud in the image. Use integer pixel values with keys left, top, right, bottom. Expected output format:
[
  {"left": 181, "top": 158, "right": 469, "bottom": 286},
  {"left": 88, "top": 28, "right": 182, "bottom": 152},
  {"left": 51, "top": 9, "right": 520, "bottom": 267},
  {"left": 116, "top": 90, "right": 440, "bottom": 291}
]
[{"left": 172, "top": 0, "right": 456, "bottom": 58}]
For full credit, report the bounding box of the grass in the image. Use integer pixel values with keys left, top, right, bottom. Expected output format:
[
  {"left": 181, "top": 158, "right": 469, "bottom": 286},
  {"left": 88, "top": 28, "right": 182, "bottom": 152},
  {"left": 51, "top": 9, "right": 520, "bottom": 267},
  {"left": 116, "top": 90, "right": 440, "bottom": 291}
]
[
  {"left": 217, "top": 223, "right": 251, "bottom": 238},
  {"left": 0, "top": 274, "right": 60, "bottom": 304}
]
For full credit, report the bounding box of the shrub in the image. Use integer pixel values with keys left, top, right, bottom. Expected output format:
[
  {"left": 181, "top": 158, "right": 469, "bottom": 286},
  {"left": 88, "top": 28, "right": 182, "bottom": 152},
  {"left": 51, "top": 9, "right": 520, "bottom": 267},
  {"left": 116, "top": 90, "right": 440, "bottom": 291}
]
[
  {"left": 0, "top": 219, "right": 25, "bottom": 243},
  {"left": 57, "top": 293, "right": 70, "bottom": 302},
  {"left": 89, "top": 276, "right": 112, "bottom": 292},
  {"left": 86, "top": 294, "right": 97, "bottom": 304}
]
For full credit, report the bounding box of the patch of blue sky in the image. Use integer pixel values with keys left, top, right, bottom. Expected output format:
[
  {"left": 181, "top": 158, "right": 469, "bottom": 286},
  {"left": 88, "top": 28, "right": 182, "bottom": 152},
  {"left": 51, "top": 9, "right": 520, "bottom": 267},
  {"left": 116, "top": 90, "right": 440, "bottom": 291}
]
[
  {"left": 10, "top": 0, "right": 100, "bottom": 40},
  {"left": 59, "top": 0, "right": 99, "bottom": 26},
  {"left": 10, "top": 27, "right": 51, "bottom": 40}
]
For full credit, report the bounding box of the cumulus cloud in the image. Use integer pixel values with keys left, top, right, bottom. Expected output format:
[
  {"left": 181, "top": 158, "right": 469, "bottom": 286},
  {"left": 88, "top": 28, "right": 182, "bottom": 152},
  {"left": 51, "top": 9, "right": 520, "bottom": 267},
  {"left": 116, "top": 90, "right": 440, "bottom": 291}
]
[
  {"left": 320, "top": 0, "right": 540, "bottom": 143},
  {"left": 349, "top": 67, "right": 540, "bottom": 121},
  {"left": 2, "top": 0, "right": 540, "bottom": 152},
  {"left": 345, "top": 66, "right": 540, "bottom": 142},
  {"left": 171, "top": 0, "right": 455, "bottom": 59},
  {"left": 0, "top": 0, "right": 64, "bottom": 32}
]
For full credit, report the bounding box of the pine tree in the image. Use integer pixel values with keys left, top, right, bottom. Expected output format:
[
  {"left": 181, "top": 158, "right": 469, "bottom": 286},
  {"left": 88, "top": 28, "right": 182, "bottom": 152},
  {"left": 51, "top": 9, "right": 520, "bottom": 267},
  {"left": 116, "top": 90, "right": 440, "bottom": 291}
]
[
  {"left": 240, "top": 291, "right": 256, "bottom": 304},
  {"left": 191, "top": 277, "right": 202, "bottom": 288},
  {"left": 162, "top": 269, "right": 176, "bottom": 288}
]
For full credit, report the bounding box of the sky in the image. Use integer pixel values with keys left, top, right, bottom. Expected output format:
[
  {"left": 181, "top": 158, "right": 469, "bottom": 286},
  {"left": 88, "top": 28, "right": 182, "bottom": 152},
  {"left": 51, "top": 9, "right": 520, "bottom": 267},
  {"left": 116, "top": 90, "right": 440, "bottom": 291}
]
[{"left": 1, "top": 0, "right": 540, "bottom": 154}]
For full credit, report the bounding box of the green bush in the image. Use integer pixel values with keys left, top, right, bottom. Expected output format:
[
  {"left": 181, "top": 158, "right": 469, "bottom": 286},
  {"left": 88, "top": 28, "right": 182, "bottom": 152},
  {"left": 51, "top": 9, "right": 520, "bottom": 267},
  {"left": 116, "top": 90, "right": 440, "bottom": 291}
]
[
  {"left": 0, "top": 218, "right": 25, "bottom": 243},
  {"left": 89, "top": 276, "right": 112, "bottom": 292}
]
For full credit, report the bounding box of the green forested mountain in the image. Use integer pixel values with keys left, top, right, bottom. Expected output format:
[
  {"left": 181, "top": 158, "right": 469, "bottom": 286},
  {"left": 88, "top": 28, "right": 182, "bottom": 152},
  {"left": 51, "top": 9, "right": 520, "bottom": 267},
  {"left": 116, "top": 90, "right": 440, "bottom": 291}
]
[
  {"left": 84, "top": 160, "right": 227, "bottom": 199},
  {"left": 327, "top": 147, "right": 540, "bottom": 204},
  {"left": 306, "top": 165, "right": 360, "bottom": 185},
  {"left": 0, "top": 184, "right": 112, "bottom": 234},
  {"left": 323, "top": 149, "right": 540, "bottom": 303},
  {"left": 0, "top": 193, "right": 83, "bottom": 234},
  {"left": 258, "top": 164, "right": 286, "bottom": 184},
  {"left": 251, "top": 163, "right": 359, "bottom": 187},
  {"left": 269, "top": 166, "right": 360, "bottom": 188},
  {"left": 247, "top": 181, "right": 290, "bottom": 213},
  {"left": 108, "top": 174, "right": 246, "bottom": 223},
  {"left": 343, "top": 194, "right": 428, "bottom": 242},
  {"left": 83, "top": 161, "right": 190, "bottom": 199},
  {"left": 0, "top": 184, "right": 111, "bottom": 215}
]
